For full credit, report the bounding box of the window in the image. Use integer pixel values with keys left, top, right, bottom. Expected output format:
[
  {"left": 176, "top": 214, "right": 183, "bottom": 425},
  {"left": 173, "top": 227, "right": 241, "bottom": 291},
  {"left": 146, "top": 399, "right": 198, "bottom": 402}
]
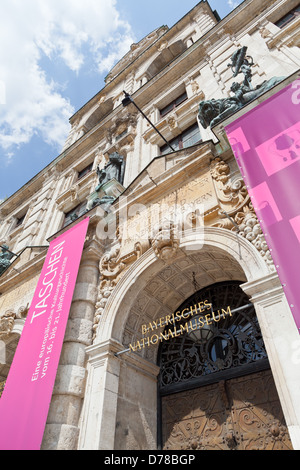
[
  {"left": 160, "top": 91, "right": 188, "bottom": 118},
  {"left": 160, "top": 123, "right": 202, "bottom": 155},
  {"left": 115, "top": 129, "right": 128, "bottom": 142},
  {"left": 15, "top": 214, "right": 26, "bottom": 227},
  {"left": 275, "top": 5, "right": 300, "bottom": 29},
  {"left": 78, "top": 162, "right": 93, "bottom": 180},
  {"left": 63, "top": 201, "right": 87, "bottom": 227}
]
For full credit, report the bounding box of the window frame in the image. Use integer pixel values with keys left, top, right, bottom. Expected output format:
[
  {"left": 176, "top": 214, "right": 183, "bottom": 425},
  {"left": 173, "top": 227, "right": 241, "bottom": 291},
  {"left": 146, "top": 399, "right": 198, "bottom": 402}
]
[
  {"left": 77, "top": 162, "right": 93, "bottom": 180},
  {"left": 63, "top": 201, "right": 87, "bottom": 227},
  {"left": 160, "top": 122, "right": 202, "bottom": 155},
  {"left": 275, "top": 5, "right": 300, "bottom": 29},
  {"left": 15, "top": 213, "right": 26, "bottom": 228},
  {"left": 159, "top": 91, "right": 188, "bottom": 118}
]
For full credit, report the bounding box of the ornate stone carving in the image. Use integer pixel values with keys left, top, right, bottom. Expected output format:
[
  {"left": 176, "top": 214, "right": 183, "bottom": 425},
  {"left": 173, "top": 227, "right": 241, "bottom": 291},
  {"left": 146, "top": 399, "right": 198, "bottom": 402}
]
[
  {"left": 92, "top": 235, "right": 150, "bottom": 339},
  {"left": 0, "top": 311, "right": 16, "bottom": 338},
  {"left": 189, "top": 78, "right": 200, "bottom": 95},
  {"left": 211, "top": 158, "right": 248, "bottom": 214},
  {"left": 166, "top": 113, "right": 177, "bottom": 131},
  {"left": 70, "top": 184, "right": 80, "bottom": 202},
  {"left": 17, "top": 304, "right": 30, "bottom": 319},
  {"left": 150, "top": 222, "right": 179, "bottom": 261},
  {"left": 234, "top": 206, "right": 274, "bottom": 269},
  {"left": 211, "top": 158, "right": 273, "bottom": 269},
  {"left": 0, "top": 304, "right": 29, "bottom": 339},
  {"left": 0, "top": 381, "right": 5, "bottom": 399}
]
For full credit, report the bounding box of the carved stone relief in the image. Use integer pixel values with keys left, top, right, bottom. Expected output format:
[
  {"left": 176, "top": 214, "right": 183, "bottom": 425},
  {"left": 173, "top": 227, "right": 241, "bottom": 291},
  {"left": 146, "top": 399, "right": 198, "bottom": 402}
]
[
  {"left": 0, "top": 304, "right": 29, "bottom": 339},
  {"left": 210, "top": 157, "right": 274, "bottom": 270},
  {"left": 93, "top": 229, "right": 150, "bottom": 339},
  {"left": 106, "top": 113, "right": 138, "bottom": 147},
  {"left": 0, "top": 312, "right": 15, "bottom": 338},
  {"left": 211, "top": 157, "right": 248, "bottom": 215},
  {"left": 150, "top": 222, "right": 179, "bottom": 261}
]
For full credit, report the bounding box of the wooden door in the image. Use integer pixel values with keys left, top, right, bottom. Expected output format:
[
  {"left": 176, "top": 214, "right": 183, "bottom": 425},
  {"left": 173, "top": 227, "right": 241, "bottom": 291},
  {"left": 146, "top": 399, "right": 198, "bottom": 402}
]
[{"left": 162, "top": 370, "right": 293, "bottom": 451}]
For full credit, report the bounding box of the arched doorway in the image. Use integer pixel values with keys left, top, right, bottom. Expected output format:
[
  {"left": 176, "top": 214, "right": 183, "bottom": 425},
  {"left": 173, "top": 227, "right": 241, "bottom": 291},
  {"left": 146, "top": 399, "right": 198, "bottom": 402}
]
[
  {"left": 158, "top": 281, "right": 293, "bottom": 450},
  {"left": 82, "top": 229, "right": 300, "bottom": 450}
]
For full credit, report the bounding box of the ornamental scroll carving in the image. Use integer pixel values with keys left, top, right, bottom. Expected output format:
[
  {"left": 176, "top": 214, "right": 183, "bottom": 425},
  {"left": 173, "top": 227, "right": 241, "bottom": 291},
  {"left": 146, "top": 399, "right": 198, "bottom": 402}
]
[
  {"left": 211, "top": 157, "right": 248, "bottom": 217},
  {"left": 0, "top": 304, "right": 29, "bottom": 339},
  {"left": 234, "top": 205, "right": 275, "bottom": 270},
  {"left": 0, "top": 312, "right": 15, "bottom": 338},
  {"left": 93, "top": 233, "right": 150, "bottom": 339},
  {"left": 211, "top": 158, "right": 274, "bottom": 270},
  {"left": 162, "top": 370, "right": 293, "bottom": 450}
]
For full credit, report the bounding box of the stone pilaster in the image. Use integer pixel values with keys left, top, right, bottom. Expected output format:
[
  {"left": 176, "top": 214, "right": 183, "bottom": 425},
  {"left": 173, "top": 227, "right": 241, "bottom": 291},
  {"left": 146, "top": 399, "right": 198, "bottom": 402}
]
[
  {"left": 241, "top": 273, "right": 300, "bottom": 450},
  {"left": 41, "top": 239, "right": 102, "bottom": 450}
]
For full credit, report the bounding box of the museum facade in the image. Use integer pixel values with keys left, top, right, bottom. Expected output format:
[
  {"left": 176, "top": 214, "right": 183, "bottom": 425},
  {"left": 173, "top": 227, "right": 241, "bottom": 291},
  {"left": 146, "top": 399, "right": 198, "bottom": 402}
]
[{"left": 0, "top": 0, "right": 300, "bottom": 451}]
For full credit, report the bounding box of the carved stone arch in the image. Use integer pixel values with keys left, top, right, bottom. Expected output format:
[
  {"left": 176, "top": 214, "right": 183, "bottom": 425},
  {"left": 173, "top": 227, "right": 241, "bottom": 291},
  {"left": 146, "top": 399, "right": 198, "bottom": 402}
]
[
  {"left": 145, "top": 40, "right": 187, "bottom": 80},
  {"left": 94, "top": 227, "right": 268, "bottom": 349},
  {"left": 82, "top": 228, "right": 297, "bottom": 451}
]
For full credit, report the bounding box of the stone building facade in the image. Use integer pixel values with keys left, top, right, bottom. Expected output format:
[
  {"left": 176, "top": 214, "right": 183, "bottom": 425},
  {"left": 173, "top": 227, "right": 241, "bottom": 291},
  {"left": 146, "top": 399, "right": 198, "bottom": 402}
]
[{"left": 0, "top": 0, "right": 300, "bottom": 451}]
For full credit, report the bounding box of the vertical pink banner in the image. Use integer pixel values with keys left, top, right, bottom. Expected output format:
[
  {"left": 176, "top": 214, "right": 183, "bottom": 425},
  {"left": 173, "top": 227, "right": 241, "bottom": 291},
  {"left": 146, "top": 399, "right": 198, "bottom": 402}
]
[
  {"left": 225, "top": 80, "right": 300, "bottom": 333},
  {"left": 0, "top": 217, "right": 89, "bottom": 450}
]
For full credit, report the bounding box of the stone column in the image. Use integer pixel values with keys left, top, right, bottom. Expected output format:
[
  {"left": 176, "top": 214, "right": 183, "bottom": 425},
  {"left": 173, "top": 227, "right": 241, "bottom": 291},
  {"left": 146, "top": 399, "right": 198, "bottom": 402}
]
[
  {"left": 241, "top": 273, "right": 300, "bottom": 450},
  {"left": 41, "top": 240, "right": 101, "bottom": 450},
  {"left": 78, "top": 339, "right": 160, "bottom": 450},
  {"left": 78, "top": 339, "right": 122, "bottom": 450}
]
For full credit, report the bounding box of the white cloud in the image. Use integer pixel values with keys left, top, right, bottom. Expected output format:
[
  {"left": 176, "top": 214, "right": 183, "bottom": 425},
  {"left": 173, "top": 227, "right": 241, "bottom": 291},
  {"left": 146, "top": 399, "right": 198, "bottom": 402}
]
[
  {"left": 227, "top": 0, "right": 241, "bottom": 8},
  {"left": 0, "top": 0, "right": 135, "bottom": 160}
]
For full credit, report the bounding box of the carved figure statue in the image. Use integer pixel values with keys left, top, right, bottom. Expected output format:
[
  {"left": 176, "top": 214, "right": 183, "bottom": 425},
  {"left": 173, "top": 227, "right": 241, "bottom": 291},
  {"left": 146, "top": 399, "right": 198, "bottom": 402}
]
[
  {"left": 96, "top": 152, "right": 125, "bottom": 189},
  {"left": 0, "top": 245, "right": 14, "bottom": 276},
  {"left": 198, "top": 46, "right": 285, "bottom": 129},
  {"left": 198, "top": 97, "right": 241, "bottom": 129},
  {"left": 227, "top": 46, "right": 254, "bottom": 89},
  {"left": 198, "top": 78, "right": 285, "bottom": 129}
]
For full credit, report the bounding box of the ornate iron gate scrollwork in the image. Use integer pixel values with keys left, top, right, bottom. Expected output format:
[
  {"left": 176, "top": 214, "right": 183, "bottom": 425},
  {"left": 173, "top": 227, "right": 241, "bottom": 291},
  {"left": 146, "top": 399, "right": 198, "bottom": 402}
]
[
  {"left": 158, "top": 281, "right": 293, "bottom": 450},
  {"left": 158, "top": 281, "right": 268, "bottom": 393}
]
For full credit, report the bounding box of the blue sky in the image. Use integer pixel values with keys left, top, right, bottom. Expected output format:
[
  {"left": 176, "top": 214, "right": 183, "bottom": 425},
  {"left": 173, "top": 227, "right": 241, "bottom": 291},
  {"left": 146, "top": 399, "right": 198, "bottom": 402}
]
[{"left": 0, "top": 0, "right": 243, "bottom": 201}]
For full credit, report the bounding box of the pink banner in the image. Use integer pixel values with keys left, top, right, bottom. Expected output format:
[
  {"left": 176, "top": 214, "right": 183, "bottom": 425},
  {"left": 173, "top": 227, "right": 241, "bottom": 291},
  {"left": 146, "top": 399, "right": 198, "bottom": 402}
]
[
  {"left": 225, "top": 80, "right": 300, "bottom": 333},
  {"left": 0, "top": 217, "right": 89, "bottom": 450}
]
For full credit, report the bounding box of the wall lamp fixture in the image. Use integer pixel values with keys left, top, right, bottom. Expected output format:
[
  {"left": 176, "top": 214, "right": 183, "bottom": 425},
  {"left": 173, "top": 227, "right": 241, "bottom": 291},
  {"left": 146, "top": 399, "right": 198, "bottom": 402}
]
[{"left": 122, "top": 91, "right": 175, "bottom": 153}]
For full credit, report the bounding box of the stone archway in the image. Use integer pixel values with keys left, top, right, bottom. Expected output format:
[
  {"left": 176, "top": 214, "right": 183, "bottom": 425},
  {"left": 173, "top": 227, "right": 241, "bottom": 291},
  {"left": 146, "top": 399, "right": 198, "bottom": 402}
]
[
  {"left": 96, "top": 227, "right": 269, "bottom": 347},
  {"left": 120, "top": 246, "right": 248, "bottom": 365},
  {"left": 109, "top": 236, "right": 262, "bottom": 450},
  {"left": 80, "top": 228, "right": 281, "bottom": 450}
]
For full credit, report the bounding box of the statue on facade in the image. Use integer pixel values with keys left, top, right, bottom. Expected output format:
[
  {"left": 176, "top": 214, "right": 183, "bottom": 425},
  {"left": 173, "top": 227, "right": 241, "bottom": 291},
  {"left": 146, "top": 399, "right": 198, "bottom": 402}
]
[
  {"left": 0, "top": 245, "right": 14, "bottom": 276},
  {"left": 87, "top": 152, "right": 126, "bottom": 212},
  {"left": 198, "top": 97, "right": 241, "bottom": 129},
  {"left": 96, "top": 152, "right": 125, "bottom": 190},
  {"left": 227, "top": 46, "right": 254, "bottom": 90},
  {"left": 198, "top": 46, "right": 285, "bottom": 129}
]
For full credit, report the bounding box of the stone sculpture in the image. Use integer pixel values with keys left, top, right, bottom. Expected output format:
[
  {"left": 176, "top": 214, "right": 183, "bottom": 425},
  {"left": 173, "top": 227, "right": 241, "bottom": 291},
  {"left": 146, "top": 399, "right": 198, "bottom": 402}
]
[
  {"left": 96, "top": 152, "right": 125, "bottom": 190},
  {"left": 0, "top": 245, "right": 14, "bottom": 276},
  {"left": 198, "top": 46, "right": 285, "bottom": 128}
]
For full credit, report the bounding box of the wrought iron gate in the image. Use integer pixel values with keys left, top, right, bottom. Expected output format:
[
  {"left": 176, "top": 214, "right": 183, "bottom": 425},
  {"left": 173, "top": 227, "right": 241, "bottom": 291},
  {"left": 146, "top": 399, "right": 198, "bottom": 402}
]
[{"left": 158, "top": 281, "right": 293, "bottom": 450}]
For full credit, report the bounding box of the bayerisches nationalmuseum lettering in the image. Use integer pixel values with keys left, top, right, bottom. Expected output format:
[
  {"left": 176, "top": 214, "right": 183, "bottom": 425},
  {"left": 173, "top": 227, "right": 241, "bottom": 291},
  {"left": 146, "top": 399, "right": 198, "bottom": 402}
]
[{"left": 129, "top": 301, "right": 232, "bottom": 352}]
